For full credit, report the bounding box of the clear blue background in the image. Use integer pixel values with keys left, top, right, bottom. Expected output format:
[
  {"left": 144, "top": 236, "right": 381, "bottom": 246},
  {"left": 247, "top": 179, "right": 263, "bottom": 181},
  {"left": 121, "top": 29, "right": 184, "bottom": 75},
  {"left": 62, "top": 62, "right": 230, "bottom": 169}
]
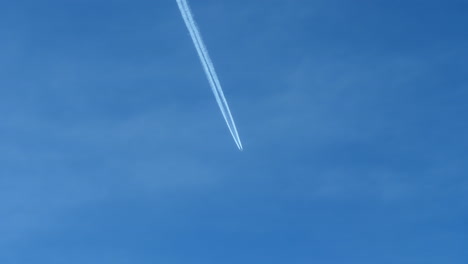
[{"left": 1, "top": 0, "right": 467, "bottom": 263}]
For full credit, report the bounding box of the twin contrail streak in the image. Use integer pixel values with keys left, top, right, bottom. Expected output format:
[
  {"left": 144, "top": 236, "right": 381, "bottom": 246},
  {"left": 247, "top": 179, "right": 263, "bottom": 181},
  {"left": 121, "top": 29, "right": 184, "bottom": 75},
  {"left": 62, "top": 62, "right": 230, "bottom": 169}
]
[{"left": 176, "top": 0, "right": 243, "bottom": 150}]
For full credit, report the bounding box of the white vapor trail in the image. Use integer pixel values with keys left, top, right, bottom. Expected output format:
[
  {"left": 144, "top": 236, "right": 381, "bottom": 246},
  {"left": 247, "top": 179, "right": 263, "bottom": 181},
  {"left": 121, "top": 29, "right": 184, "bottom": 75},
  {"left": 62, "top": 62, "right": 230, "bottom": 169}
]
[{"left": 176, "top": 0, "right": 243, "bottom": 150}]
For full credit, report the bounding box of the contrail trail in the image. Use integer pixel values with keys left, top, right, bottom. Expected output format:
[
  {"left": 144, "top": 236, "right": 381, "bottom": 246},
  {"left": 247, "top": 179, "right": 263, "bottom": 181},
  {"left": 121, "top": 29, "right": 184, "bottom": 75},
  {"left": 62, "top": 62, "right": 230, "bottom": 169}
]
[{"left": 176, "top": 0, "right": 243, "bottom": 150}]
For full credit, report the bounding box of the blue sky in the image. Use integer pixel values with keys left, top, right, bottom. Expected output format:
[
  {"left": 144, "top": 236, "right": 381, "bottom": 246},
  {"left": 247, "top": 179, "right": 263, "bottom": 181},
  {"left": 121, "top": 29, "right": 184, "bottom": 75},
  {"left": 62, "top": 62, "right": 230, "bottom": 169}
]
[{"left": 1, "top": 0, "right": 467, "bottom": 263}]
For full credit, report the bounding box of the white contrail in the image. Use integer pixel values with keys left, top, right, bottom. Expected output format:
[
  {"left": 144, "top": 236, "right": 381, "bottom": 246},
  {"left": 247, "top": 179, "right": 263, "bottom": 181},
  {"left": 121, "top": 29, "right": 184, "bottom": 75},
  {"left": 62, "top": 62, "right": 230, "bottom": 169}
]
[
  {"left": 177, "top": 0, "right": 242, "bottom": 150},
  {"left": 176, "top": 0, "right": 243, "bottom": 150}
]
